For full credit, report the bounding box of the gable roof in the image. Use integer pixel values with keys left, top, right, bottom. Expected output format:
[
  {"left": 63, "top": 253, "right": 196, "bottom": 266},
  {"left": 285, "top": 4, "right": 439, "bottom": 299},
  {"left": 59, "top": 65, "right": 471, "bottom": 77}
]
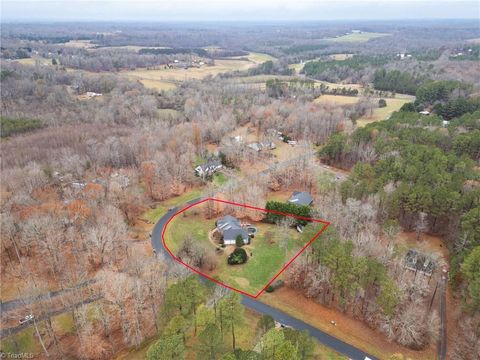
[
  {"left": 288, "top": 191, "right": 313, "bottom": 206},
  {"left": 196, "top": 159, "right": 222, "bottom": 173},
  {"left": 223, "top": 227, "right": 249, "bottom": 242},
  {"left": 217, "top": 215, "right": 241, "bottom": 231}
]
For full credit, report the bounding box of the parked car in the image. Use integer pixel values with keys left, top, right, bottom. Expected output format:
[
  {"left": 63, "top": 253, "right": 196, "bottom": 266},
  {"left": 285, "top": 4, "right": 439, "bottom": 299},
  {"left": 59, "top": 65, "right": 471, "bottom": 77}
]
[{"left": 19, "top": 314, "right": 34, "bottom": 324}]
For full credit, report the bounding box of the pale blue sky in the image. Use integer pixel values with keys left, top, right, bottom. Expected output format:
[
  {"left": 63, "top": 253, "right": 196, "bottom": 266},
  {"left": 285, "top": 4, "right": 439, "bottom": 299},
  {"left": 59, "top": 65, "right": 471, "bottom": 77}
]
[{"left": 1, "top": 0, "right": 479, "bottom": 22}]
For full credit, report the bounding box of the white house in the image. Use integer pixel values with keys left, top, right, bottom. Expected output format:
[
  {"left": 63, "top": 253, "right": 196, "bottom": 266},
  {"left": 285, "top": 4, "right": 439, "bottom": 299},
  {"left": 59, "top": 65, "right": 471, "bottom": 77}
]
[{"left": 195, "top": 159, "right": 222, "bottom": 177}]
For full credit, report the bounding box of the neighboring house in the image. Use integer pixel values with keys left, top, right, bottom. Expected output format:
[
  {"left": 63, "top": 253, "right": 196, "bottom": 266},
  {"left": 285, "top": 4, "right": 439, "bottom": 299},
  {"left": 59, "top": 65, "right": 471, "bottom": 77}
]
[
  {"left": 404, "top": 249, "right": 435, "bottom": 276},
  {"left": 247, "top": 141, "right": 276, "bottom": 152},
  {"left": 216, "top": 215, "right": 250, "bottom": 245},
  {"left": 288, "top": 191, "right": 313, "bottom": 206},
  {"left": 195, "top": 159, "right": 222, "bottom": 177}
]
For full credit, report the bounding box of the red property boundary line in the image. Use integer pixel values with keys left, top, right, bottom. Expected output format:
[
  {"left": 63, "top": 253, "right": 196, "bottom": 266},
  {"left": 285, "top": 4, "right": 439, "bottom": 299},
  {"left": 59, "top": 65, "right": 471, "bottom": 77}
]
[{"left": 161, "top": 197, "right": 331, "bottom": 299}]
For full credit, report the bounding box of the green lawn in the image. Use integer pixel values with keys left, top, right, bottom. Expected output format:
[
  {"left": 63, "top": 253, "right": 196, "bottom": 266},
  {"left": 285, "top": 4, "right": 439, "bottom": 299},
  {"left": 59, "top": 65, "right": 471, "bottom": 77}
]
[
  {"left": 164, "top": 206, "right": 326, "bottom": 295},
  {"left": 315, "top": 344, "right": 349, "bottom": 359},
  {"left": 164, "top": 212, "right": 215, "bottom": 254},
  {"left": 2, "top": 327, "right": 39, "bottom": 354},
  {"left": 142, "top": 188, "right": 203, "bottom": 223},
  {"left": 213, "top": 172, "right": 228, "bottom": 186}
]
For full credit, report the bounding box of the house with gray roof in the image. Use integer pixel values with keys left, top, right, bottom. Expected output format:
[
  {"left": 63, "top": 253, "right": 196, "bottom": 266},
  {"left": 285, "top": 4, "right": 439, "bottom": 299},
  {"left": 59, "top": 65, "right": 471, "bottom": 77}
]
[
  {"left": 247, "top": 141, "right": 276, "bottom": 152},
  {"left": 216, "top": 215, "right": 249, "bottom": 245},
  {"left": 288, "top": 191, "right": 313, "bottom": 206},
  {"left": 195, "top": 159, "right": 222, "bottom": 177},
  {"left": 404, "top": 249, "right": 435, "bottom": 276}
]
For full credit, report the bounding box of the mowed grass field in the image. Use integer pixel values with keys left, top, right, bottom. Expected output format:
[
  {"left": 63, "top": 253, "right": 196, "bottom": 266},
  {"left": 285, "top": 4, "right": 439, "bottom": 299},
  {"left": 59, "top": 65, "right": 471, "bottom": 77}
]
[
  {"left": 328, "top": 31, "right": 390, "bottom": 43},
  {"left": 357, "top": 96, "right": 413, "bottom": 127},
  {"left": 163, "top": 206, "right": 325, "bottom": 295}
]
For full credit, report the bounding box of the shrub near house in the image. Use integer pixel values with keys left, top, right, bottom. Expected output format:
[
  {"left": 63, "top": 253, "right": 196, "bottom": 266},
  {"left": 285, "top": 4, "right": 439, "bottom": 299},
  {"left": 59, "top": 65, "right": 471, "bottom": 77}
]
[{"left": 228, "top": 248, "right": 248, "bottom": 265}]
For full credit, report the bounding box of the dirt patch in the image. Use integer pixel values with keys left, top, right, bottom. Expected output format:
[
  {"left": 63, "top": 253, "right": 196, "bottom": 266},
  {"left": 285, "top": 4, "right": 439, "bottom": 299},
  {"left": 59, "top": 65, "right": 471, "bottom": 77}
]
[{"left": 234, "top": 277, "right": 250, "bottom": 288}]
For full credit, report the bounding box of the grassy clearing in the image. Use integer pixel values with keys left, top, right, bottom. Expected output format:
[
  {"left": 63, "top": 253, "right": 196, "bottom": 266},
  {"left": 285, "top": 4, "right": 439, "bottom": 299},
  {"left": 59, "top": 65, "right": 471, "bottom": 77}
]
[
  {"left": 247, "top": 52, "right": 276, "bottom": 64},
  {"left": 120, "top": 52, "right": 273, "bottom": 86},
  {"left": 141, "top": 188, "right": 203, "bottom": 224},
  {"left": 133, "top": 78, "right": 177, "bottom": 91},
  {"left": 2, "top": 327, "right": 39, "bottom": 354},
  {"left": 329, "top": 53, "right": 354, "bottom": 60},
  {"left": 315, "top": 343, "right": 348, "bottom": 359},
  {"left": 53, "top": 312, "right": 75, "bottom": 335},
  {"left": 164, "top": 212, "right": 215, "bottom": 254},
  {"left": 314, "top": 94, "right": 360, "bottom": 105},
  {"left": 328, "top": 32, "right": 390, "bottom": 43},
  {"left": 14, "top": 57, "right": 51, "bottom": 66},
  {"left": 64, "top": 40, "right": 95, "bottom": 49},
  {"left": 357, "top": 97, "right": 412, "bottom": 127},
  {"left": 213, "top": 172, "right": 228, "bottom": 186}
]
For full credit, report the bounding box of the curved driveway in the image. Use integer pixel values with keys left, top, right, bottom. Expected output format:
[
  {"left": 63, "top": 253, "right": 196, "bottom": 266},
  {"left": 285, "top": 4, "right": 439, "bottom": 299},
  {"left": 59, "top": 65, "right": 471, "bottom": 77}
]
[{"left": 152, "top": 199, "right": 378, "bottom": 360}]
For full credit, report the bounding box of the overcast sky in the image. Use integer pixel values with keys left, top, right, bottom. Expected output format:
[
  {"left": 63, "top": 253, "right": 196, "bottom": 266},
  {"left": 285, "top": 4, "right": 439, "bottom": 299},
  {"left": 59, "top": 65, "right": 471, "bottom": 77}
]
[{"left": 1, "top": 0, "right": 479, "bottom": 22}]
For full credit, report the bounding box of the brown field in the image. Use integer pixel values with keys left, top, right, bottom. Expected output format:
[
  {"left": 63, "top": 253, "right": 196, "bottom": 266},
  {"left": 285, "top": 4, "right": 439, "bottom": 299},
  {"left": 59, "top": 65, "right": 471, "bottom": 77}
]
[
  {"left": 120, "top": 52, "right": 274, "bottom": 91},
  {"left": 314, "top": 94, "right": 360, "bottom": 105},
  {"left": 357, "top": 96, "right": 413, "bottom": 127},
  {"left": 14, "top": 56, "right": 51, "bottom": 66}
]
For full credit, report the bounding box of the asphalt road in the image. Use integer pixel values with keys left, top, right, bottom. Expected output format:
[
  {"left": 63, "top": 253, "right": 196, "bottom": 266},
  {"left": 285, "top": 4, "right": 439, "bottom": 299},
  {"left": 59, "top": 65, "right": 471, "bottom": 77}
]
[
  {"left": 0, "top": 279, "right": 97, "bottom": 313},
  {"left": 438, "top": 277, "right": 447, "bottom": 360},
  {"left": 153, "top": 200, "right": 378, "bottom": 360},
  {"left": 0, "top": 295, "right": 101, "bottom": 339}
]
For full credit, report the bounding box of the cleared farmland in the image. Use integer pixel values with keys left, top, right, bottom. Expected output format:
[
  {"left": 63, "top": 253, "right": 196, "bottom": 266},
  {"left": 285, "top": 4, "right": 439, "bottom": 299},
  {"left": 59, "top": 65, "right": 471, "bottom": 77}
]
[
  {"left": 327, "top": 31, "right": 390, "bottom": 43},
  {"left": 121, "top": 52, "right": 275, "bottom": 91},
  {"left": 314, "top": 94, "right": 360, "bottom": 105}
]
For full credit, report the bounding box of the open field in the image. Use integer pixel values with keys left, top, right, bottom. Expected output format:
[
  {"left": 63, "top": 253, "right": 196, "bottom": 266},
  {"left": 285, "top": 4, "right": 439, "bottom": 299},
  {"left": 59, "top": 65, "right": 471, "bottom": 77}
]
[
  {"left": 314, "top": 94, "right": 360, "bottom": 106},
  {"left": 120, "top": 52, "right": 274, "bottom": 91},
  {"left": 288, "top": 57, "right": 321, "bottom": 74},
  {"left": 97, "top": 45, "right": 170, "bottom": 52},
  {"left": 13, "top": 56, "right": 51, "bottom": 66},
  {"left": 133, "top": 78, "right": 178, "bottom": 91},
  {"left": 327, "top": 31, "right": 390, "bottom": 43},
  {"left": 260, "top": 287, "right": 436, "bottom": 360},
  {"left": 64, "top": 39, "right": 96, "bottom": 49},
  {"left": 329, "top": 53, "right": 354, "bottom": 60},
  {"left": 315, "top": 81, "right": 363, "bottom": 90},
  {"left": 163, "top": 203, "right": 325, "bottom": 295},
  {"left": 357, "top": 97, "right": 412, "bottom": 127}
]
